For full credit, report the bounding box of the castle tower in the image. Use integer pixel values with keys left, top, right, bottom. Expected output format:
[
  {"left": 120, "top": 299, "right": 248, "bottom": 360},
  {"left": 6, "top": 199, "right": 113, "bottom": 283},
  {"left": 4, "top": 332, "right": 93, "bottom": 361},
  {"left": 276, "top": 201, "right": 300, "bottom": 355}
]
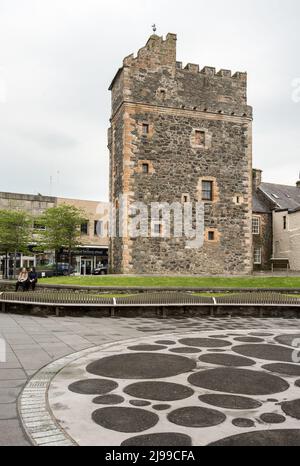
[{"left": 108, "top": 34, "right": 253, "bottom": 275}]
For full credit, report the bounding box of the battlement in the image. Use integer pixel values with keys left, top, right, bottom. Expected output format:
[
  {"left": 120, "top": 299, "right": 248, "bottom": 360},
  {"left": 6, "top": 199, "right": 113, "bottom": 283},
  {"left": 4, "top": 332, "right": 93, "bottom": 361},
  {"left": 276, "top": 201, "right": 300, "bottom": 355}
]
[
  {"left": 122, "top": 33, "right": 177, "bottom": 69},
  {"left": 176, "top": 61, "right": 246, "bottom": 81}
]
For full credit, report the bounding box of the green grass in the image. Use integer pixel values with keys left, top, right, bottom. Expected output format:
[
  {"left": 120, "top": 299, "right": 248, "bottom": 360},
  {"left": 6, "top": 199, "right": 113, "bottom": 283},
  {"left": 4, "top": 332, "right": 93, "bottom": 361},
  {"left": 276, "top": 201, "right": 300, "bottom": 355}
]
[{"left": 39, "top": 275, "right": 300, "bottom": 289}]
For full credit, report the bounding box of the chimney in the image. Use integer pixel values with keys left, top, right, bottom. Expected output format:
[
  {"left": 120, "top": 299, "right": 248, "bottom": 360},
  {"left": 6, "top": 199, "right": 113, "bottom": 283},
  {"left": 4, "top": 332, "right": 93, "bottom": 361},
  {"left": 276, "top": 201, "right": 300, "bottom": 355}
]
[{"left": 252, "top": 169, "right": 262, "bottom": 191}]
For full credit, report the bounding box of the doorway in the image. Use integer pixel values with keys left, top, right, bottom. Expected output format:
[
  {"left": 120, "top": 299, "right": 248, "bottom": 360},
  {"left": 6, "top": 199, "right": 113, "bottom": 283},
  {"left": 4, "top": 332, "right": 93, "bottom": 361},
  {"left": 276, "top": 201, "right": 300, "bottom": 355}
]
[{"left": 81, "top": 258, "right": 93, "bottom": 275}]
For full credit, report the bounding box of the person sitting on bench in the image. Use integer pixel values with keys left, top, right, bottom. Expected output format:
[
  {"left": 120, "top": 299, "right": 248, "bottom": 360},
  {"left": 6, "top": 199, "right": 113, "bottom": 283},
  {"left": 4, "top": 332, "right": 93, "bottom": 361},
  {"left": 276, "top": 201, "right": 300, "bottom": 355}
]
[
  {"left": 27, "top": 267, "right": 38, "bottom": 291},
  {"left": 16, "top": 268, "right": 29, "bottom": 292}
]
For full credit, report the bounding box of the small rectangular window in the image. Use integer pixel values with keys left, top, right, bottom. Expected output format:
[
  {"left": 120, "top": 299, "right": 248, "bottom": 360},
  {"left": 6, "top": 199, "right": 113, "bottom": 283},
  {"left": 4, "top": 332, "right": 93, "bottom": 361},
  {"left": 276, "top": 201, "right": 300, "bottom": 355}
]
[
  {"left": 142, "top": 124, "right": 149, "bottom": 135},
  {"left": 142, "top": 163, "right": 149, "bottom": 174},
  {"left": 254, "top": 248, "right": 262, "bottom": 265},
  {"left": 81, "top": 222, "right": 88, "bottom": 235},
  {"left": 195, "top": 130, "right": 205, "bottom": 146},
  {"left": 208, "top": 231, "right": 215, "bottom": 241},
  {"left": 252, "top": 217, "right": 260, "bottom": 235},
  {"left": 202, "top": 181, "right": 213, "bottom": 201},
  {"left": 283, "top": 216, "right": 287, "bottom": 230}
]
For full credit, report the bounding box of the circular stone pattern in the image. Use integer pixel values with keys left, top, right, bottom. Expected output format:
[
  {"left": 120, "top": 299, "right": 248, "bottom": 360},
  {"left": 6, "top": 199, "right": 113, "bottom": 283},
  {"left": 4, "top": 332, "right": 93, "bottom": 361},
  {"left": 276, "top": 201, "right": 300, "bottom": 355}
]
[
  {"left": 155, "top": 341, "right": 176, "bottom": 345},
  {"left": 234, "top": 337, "right": 264, "bottom": 343},
  {"left": 296, "top": 380, "right": 300, "bottom": 388},
  {"left": 169, "top": 347, "right": 201, "bottom": 354},
  {"left": 121, "top": 433, "right": 192, "bottom": 447},
  {"left": 168, "top": 406, "right": 226, "bottom": 428},
  {"left": 209, "top": 430, "right": 300, "bottom": 446},
  {"left": 129, "top": 400, "right": 151, "bottom": 407},
  {"left": 86, "top": 353, "right": 196, "bottom": 380},
  {"left": 232, "top": 418, "right": 255, "bottom": 428},
  {"left": 260, "top": 413, "right": 286, "bottom": 424},
  {"left": 188, "top": 368, "right": 289, "bottom": 396},
  {"left": 282, "top": 399, "right": 300, "bottom": 420},
  {"left": 274, "top": 334, "right": 300, "bottom": 347},
  {"left": 262, "top": 363, "right": 300, "bottom": 377},
  {"left": 124, "top": 381, "right": 194, "bottom": 402},
  {"left": 127, "top": 345, "right": 167, "bottom": 352},
  {"left": 233, "top": 344, "right": 296, "bottom": 362},
  {"left": 179, "top": 338, "right": 231, "bottom": 348},
  {"left": 199, "top": 394, "right": 262, "bottom": 410},
  {"left": 68, "top": 379, "right": 118, "bottom": 395},
  {"left": 198, "top": 353, "right": 255, "bottom": 367},
  {"left": 153, "top": 404, "right": 171, "bottom": 411},
  {"left": 92, "top": 407, "right": 159, "bottom": 433},
  {"left": 92, "top": 395, "right": 124, "bottom": 405}
]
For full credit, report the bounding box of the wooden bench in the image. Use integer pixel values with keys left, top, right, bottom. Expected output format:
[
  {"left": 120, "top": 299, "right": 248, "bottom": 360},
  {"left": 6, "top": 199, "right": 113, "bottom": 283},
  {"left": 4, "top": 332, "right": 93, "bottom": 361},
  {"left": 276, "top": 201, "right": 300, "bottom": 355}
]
[{"left": 271, "top": 258, "right": 290, "bottom": 273}]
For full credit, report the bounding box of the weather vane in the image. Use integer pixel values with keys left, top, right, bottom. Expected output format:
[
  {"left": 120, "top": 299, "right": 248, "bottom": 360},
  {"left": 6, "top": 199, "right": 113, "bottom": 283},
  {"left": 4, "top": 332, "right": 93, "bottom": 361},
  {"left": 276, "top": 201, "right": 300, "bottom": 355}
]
[{"left": 152, "top": 24, "right": 157, "bottom": 33}]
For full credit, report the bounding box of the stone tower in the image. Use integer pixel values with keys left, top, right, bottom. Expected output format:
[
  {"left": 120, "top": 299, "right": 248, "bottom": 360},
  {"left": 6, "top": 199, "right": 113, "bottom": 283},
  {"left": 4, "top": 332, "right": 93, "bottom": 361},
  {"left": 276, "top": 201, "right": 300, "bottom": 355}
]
[{"left": 108, "top": 34, "right": 253, "bottom": 274}]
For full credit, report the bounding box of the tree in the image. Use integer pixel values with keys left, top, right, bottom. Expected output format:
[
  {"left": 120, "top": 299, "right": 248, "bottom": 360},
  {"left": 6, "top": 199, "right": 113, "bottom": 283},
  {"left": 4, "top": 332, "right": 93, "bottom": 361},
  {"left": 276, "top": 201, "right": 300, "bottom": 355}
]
[
  {"left": 40, "top": 204, "right": 87, "bottom": 272},
  {"left": 0, "top": 210, "right": 33, "bottom": 278}
]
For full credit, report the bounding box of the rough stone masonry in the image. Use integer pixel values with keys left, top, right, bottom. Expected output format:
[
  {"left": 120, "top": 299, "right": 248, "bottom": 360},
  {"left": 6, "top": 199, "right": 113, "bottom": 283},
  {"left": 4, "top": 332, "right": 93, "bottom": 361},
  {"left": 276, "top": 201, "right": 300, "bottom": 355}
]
[{"left": 108, "top": 33, "right": 253, "bottom": 275}]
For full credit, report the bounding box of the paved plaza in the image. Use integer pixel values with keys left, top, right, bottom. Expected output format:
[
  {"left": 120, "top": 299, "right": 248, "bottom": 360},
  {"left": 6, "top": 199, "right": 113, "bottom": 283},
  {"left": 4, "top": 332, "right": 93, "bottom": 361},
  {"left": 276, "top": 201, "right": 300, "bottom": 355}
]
[{"left": 0, "top": 313, "right": 300, "bottom": 446}]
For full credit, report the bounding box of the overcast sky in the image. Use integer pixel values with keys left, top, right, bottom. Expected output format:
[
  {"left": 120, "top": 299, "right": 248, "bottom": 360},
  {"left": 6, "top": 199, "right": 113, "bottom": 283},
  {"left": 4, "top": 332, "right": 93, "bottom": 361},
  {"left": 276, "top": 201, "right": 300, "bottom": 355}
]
[{"left": 0, "top": 0, "right": 299, "bottom": 201}]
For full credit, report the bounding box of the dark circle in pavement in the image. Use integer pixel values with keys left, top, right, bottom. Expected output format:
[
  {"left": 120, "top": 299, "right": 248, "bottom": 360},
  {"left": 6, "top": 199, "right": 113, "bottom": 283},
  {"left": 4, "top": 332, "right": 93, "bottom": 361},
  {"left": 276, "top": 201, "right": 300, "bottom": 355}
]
[
  {"left": 209, "top": 335, "right": 228, "bottom": 338},
  {"left": 169, "top": 347, "right": 201, "bottom": 354},
  {"left": 274, "top": 334, "right": 300, "bottom": 347},
  {"left": 233, "top": 344, "right": 296, "bottom": 362},
  {"left": 128, "top": 344, "right": 167, "bottom": 352},
  {"left": 179, "top": 338, "right": 231, "bottom": 348},
  {"left": 121, "top": 433, "right": 192, "bottom": 447},
  {"left": 92, "top": 394, "right": 124, "bottom": 405},
  {"left": 207, "top": 349, "right": 226, "bottom": 353},
  {"left": 155, "top": 341, "right": 176, "bottom": 345},
  {"left": 232, "top": 418, "right": 255, "bottom": 428},
  {"left": 296, "top": 380, "right": 300, "bottom": 388},
  {"left": 234, "top": 337, "right": 264, "bottom": 343},
  {"left": 250, "top": 333, "right": 274, "bottom": 337},
  {"left": 262, "top": 363, "right": 300, "bottom": 377},
  {"left": 68, "top": 379, "right": 118, "bottom": 395},
  {"left": 86, "top": 353, "right": 196, "bottom": 379},
  {"left": 282, "top": 399, "right": 300, "bottom": 420},
  {"left": 188, "top": 368, "right": 289, "bottom": 395},
  {"left": 198, "top": 353, "right": 255, "bottom": 367},
  {"left": 124, "top": 381, "right": 194, "bottom": 401},
  {"left": 209, "top": 430, "right": 300, "bottom": 446},
  {"left": 129, "top": 400, "right": 151, "bottom": 407},
  {"left": 168, "top": 406, "right": 226, "bottom": 428},
  {"left": 260, "top": 413, "right": 286, "bottom": 424},
  {"left": 153, "top": 404, "right": 171, "bottom": 411},
  {"left": 199, "top": 394, "right": 262, "bottom": 410},
  {"left": 92, "top": 407, "right": 159, "bottom": 433}
]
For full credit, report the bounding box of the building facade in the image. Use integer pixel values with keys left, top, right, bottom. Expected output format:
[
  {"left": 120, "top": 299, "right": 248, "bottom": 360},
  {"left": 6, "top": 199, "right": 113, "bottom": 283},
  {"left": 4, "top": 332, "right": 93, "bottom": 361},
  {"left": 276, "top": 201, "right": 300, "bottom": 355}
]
[
  {"left": 0, "top": 191, "right": 109, "bottom": 276},
  {"left": 108, "top": 33, "right": 253, "bottom": 275},
  {"left": 252, "top": 173, "right": 300, "bottom": 271}
]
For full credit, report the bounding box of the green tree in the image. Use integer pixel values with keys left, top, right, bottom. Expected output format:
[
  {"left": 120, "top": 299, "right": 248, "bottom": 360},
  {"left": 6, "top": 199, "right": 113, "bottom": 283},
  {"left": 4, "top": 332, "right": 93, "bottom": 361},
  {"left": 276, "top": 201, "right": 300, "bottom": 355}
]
[
  {"left": 40, "top": 204, "right": 87, "bottom": 272},
  {"left": 0, "top": 210, "right": 33, "bottom": 278}
]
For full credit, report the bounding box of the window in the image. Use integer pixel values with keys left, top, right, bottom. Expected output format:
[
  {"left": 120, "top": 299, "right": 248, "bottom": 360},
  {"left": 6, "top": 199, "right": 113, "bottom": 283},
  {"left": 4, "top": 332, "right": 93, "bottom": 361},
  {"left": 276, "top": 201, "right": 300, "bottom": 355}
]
[
  {"left": 283, "top": 216, "right": 287, "bottom": 230},
  {"left": 142, "top": 163, "right": 149, "bottom": 174},
  {"left": 202, "top": 181, "right": 213, "bottom": 201},
  {"left": 252, "top": 217, "right": 260, "bottom": 235},
  {"left": 236, "top": 196, "right": 240, "bottom": 204},
  {"left": 183, "top": 196, "right": 188, "bottom": 203},
  {"left": 142, "top": 123, "right": 149, "bottom": 135},
  {"left": 254, "top": 248, "right": 262, "bottom": 265},
  {"left": 153, "top": 223, "right": 162, "bottom": 236},
  {"left": 159, "top": 90, "right": 166, "bottom": 100},
  {"left": 81, "top": 222, "right": 88, "bottom": 235},
  {"left": 195, "top": 130, "right": 205, "bottom": 146},
  {"left": 94, "top": 220, "right": 103, "bottom": 236},
  {"left": 208, "top": 231, "right": 215, "bottom": 241}
]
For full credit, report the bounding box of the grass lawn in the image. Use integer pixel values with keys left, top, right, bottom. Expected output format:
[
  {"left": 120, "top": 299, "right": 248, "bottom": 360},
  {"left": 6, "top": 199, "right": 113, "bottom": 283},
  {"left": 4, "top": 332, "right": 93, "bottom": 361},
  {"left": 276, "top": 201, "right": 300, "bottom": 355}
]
[{"left": 39, "top": 275, "right": 300, "bottom": 289}]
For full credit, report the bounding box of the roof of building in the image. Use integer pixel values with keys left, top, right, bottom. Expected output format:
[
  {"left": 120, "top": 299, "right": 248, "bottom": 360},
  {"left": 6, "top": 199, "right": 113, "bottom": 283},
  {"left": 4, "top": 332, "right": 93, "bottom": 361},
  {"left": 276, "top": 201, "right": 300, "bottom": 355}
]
[
  {"left": 252, "top": 192, "right": 271, "bottom": 213},
  {"left": 258, "top": 182, "right": 300, "bottom": 211}
]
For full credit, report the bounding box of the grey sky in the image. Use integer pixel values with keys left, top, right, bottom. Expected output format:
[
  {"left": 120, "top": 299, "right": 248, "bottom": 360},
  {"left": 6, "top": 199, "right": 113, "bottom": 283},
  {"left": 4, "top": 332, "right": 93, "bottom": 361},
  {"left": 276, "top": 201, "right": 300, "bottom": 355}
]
[{"left": 0, "top": 0, "right": 299, "bottom": 201}]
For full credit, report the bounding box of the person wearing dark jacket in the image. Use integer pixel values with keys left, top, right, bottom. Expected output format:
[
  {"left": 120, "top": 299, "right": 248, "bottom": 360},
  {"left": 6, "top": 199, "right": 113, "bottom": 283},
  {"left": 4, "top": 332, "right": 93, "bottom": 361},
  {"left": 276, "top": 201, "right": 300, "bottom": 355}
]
[{"left": 27, "top": 267, "right": 38, "bottom": 291}]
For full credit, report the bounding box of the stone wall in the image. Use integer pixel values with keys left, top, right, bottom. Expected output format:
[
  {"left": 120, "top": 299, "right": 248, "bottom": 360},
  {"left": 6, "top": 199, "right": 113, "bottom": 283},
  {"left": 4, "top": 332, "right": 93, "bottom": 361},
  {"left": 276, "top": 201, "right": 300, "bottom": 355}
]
[{"left": 109, "top": 34, "right": 253, "bottom": 275}]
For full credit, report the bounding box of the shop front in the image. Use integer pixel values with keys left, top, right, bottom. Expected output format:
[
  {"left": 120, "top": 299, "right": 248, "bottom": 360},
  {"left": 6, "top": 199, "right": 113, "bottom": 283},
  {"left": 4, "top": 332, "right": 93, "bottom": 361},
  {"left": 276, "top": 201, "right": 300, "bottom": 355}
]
[{"left": 58, "top": 246, "right": 108, "bottom": 275}]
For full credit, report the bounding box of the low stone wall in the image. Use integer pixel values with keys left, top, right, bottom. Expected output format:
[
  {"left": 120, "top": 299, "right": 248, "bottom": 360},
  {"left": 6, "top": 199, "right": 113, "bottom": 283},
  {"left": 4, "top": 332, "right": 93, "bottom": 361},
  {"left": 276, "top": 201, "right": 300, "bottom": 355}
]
[{"left": 2, "top": 303, "right": 300, "bottom": 319}]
